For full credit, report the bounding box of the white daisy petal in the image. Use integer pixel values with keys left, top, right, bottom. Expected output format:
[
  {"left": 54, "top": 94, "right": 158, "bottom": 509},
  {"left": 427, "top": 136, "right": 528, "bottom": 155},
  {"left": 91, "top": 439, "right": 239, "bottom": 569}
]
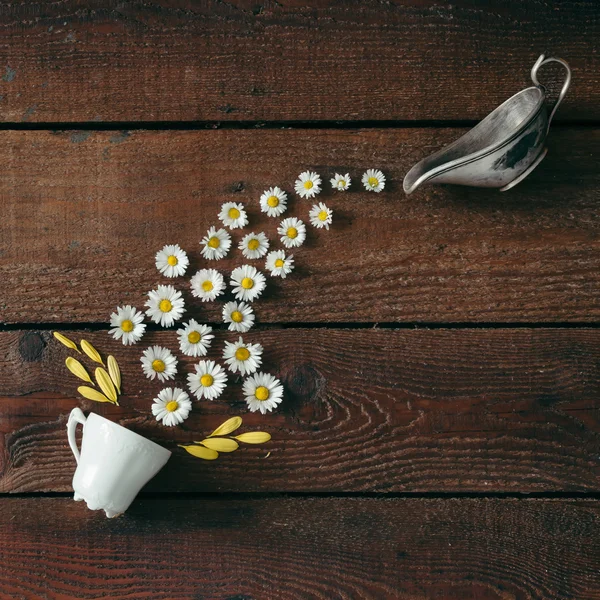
[
  {"left": 230, "top": 265, "right": 266, "bottom": 302},
  {"left": 187, "top": 360, "right": 227, "bottom": 401},
  {"left": 277, "top": 217, "right": 306, "bottom": 249},
  {"left": 219, "top": 202, "right": 249, "bottom": 230},
  {"left": 200, "top": 226, "right": 232, "bottom": 260},
  {"left": 109, "top": 305, "right": 146, "bottom": 345},
  {"left": 265, "top": 250, "right": 294, "bottom": 279},
  {"left": 151, "top": 387, "right": 192, "bottom": 427},
  {"left": 222, "top": 301, "right": 255, "bottom": 333},
  {"left": 222, "top": 337, "right": 263, "bottom": 376},
  {"left": 141, "top": 346, "right": 178, "bottom": 382},
  {"left": 243, "top": 372, "right": 284, "bottom": 414},
  {"left": 362, "top": 169, "right": 386, "bottom": 193},
  {"left": 260, "top": 187, "right": 288, "bottom": 217},
  {"left": 145, "top": 284, "right": 185, "bottom": 327},
  {"left": 155, "top": 244, "right": 189, "bottom": 278},
  {"left": 190, "top": 268, "right": 225, "bottom": 302},
  {"left": 294, "top": 171, "right": 322, "bottom": 199},
  {"left": 330, "top": 173, "right": 351, "bottom": 191},
  {"left": 239, "top": 232, "right": 270, "bottom": 260},
  {"left": 177, "top": 319, "right": 214, "bottom": 357},
  {"left": 309, "top": 202, "right": 333, "bottom": 230}
]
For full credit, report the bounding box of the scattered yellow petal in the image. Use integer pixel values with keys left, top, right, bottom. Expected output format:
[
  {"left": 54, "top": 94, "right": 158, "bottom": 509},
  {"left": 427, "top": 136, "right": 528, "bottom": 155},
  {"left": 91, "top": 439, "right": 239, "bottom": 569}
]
[
  {"left": 265, "top": 451, "right": 271, "bottom": 458},
  {"left": 81, "top": 340, "right": 104, "bottom": 365},
  {"left": 65, "top": 357, "right": 94, "bottom": 385},
  {"left": 77, "top": 386, "right": 114, "bottom": 404},
  {"left": 95, "top": 367, "right": 118, "bottom": 404},
  {"left": 179, "top": 445, "right": 219, "bottom": 460},
  {"left": 198, "top": 438, "right": 239, "bottom": 452},
  {"left": 208, "top": 416, "right": 242, "bottom": 438},
  {"left": 53, "top": 332, "right": 80, "bottom": 353},
  {"left": 234, "top": 432, "right": 272, "bottom": 444},
  {"left": 107, "top": 355, "right": 121, "bottom": 394}
]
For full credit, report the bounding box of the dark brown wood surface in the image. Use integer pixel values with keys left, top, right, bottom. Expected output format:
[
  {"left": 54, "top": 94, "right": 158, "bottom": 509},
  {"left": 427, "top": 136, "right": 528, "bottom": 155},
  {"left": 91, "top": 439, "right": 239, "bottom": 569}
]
[
  {"left": 1, "top": 127, "right": 599, "bottom": 325},
  {"left": 0, "top": 1, "right": 597, "bottom": 123}
]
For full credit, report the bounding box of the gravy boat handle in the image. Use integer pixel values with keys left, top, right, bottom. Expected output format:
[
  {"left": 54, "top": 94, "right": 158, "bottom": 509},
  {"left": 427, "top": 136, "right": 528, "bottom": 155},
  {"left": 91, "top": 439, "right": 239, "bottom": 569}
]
[{"left": 531, "top": 54, "right": 571, "bottom": 129}]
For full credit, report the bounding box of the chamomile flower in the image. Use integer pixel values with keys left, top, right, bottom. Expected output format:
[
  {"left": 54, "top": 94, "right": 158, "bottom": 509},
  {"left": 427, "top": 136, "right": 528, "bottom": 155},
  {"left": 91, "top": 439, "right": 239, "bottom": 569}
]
[
  {"left": 309, "top": 202, "right": 333, "bottom": 230},
  {"left": 152, "top": 387, "right": 192, "bottom": 427},
  {"left": 145, "top": 285, "right": 185, "bottom": 327},
  {"left": 265, "top": 250, "right": 294, "bottom": 279},
  {"left": 295, "top": 171, "right": 322, "bottom": 199},
  {"left": 243, "top": 372, "right": 284, "bottom": 414},
  {"left": 219, "top": 202, "right": 248, "bottom": 230},
  {"left": 222, "top": 301, "right": 255, "bottom": 333},
  {"left": 109, "top": 305, "right": 146, "bottom": 345},
  {"left": 230, "top": 265, "right": 266, "bottom": 302},
  {"left": 200, "top": 226, "right": 231, "bottom": 260},
  {"left": 141, "top": 345, "right": 177, "bottom": 382},
  {"left": 239, "top": 232, "right": 270, "bottom": 260},
  {"left": 260, "top": 186, "right": 288, "bottom": 217},
  {"left": 222, "top": 337, "right": 263, "bottom": 376},
  {"left": 177, "top": 319, "right": 214, "bottom": 357},
  {"left": 278, "top": 217, "right": 306, "bottom": 248},
  {"left": 331, "top": 173, "right": 351, "bottom": 191},
  {"left": 187, "top": 360, "right": 227, "bottom": 401},
  {"left": 155, "top": 244, "right": 189, "bottom": 278},
  {"left": 190, "top": 269, "right": 225, "bottom": 302},
  {"left": 362, "top": 169, "right": 386, "bottom": 192}
]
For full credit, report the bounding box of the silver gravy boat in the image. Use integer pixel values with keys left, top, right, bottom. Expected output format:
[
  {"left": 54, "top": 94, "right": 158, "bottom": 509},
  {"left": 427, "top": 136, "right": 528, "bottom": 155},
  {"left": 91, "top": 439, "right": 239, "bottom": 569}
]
[{"left": 403, "top": 54, "right": 571, "bottom": 195}]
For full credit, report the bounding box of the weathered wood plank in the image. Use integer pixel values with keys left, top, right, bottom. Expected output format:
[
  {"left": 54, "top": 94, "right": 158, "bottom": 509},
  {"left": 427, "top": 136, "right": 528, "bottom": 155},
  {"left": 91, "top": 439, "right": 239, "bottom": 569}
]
[
  {"left": 0, "top": 1, "right": 597, "bottom": 122},
  {"left": 0, "top": 497, "right": 598, "bottom": 599},
  {"left": 1, "top": 328, "right": 599, "bottom": 493},
  {"left": 1, "top": 128, "right": 599, "bottom": 324}
]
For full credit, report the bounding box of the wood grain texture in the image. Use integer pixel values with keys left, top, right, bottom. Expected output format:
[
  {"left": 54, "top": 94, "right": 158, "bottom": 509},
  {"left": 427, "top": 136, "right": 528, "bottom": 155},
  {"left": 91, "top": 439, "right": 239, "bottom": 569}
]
[
  {"left": 2, "top": 328, "right": 599, "bottom": 493},
  {"left": 0, "top": 1, "right": 597, "bottom": 123},
  {"left": 0, "top": 497, "right": 599, "bottom": 599},
  {"left": 1, "top": 127, "right": 599, "bottom": 324}
]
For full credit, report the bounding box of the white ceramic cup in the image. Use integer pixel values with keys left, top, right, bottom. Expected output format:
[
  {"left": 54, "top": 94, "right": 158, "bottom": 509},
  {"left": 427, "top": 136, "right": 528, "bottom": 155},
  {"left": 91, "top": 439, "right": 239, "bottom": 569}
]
[{"left": 67, "top": 407, "right": 171, "bottom": 518}]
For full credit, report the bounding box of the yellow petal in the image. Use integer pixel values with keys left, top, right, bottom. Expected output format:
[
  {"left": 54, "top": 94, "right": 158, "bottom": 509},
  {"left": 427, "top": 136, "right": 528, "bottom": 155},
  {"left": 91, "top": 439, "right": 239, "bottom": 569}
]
[
  {"left": 107, "top": 356, "right": 121, "bottom": 394},
  {"left": 198, "top": 438, "right": 239, "bottom": 452},
  {"left": 208, "top": 416, "right": 242, "bottom": 438},
  {"left": 53, "top": 332, "right": 80, "bottom": 353},
  {"left": 80, "top": 339, "right": 104, "bottom": 365},
  {"left": 95, "top": 367, "right": 118, "bottom": 404},
  {"left": 178, "top": 445, "right": 219, "bottom": 460},
  {"left": 234, "top": 432, "right": 272, "bottom": 444},
  {"left": 77, "top": 385, "right": 114, "bottom": 404},
  {"left": 65, "top": 357, "right": 93, "bottom": 385}
]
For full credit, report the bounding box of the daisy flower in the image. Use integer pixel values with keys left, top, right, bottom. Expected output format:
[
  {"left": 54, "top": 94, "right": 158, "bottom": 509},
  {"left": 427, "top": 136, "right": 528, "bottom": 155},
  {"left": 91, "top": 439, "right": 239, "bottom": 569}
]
[
  {"left": 151, "top": 387, "right": 192, "bottom": 427},
  {"left": 155, "top": 244, "right": 189, "bottom": 278},
  {"left": 177, "top": 319, "right": 214, "bottom": 357},
  {"left": 219, "top": 202, "right": 248, "bottom": 230},
  {"left": 278, "top": 217, "right": 306, "bottom": 248},
  {"left": 187, "top": 360, "right": 227, "bottom": 401},
  {"left": 230, "top": 265, "right": 266, "bottom": 302},
  {"left": 190, "top": 268, "right": 225, "bottom": 302},
  {"left": 295, "top": 171, "right": 321, "bottom": 199},
  {"left": 200, "top": 226, "right": 231, "bottom": 260},
  {"left": 109, "top": 305, "right": 146, "bottom": 345},
  {"left": 260, "top": 186, "right": 288, "bottom": 217},
  {"left": 145, "top": 284, "right": 185, "bottom": 327},
  {"left": 265, "top": 250, "right": 294, "bottom": 279},
  {"left": 222, "top": 301, "right": 255, "bottom": 333},
  {"left": 222, "top": 337, "right": 263, "bottom": 376},
  {"left": 141, "top": 345, "right": 177, "bottom": 382},
  {"left": 309, "top": 202, "right": 333, "bottom": 230},
  {"left": 239, "top": 231, "right": 270, "bottom": 260},
  {"left": 243, "top": 372, "right": 284, "bottom": 414},
  {"left": 331, "top": 173, "right": 351, "bottom": 191},
  {"left": 362, "top": 169, "right": 386, "bottom": 192}
]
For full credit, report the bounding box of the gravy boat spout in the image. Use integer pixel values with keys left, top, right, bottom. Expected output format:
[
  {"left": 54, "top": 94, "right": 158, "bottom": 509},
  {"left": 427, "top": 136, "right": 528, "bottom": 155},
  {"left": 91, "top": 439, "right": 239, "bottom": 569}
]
[{"left": 403, "top": 55, "right": 571, "bottom": 195}]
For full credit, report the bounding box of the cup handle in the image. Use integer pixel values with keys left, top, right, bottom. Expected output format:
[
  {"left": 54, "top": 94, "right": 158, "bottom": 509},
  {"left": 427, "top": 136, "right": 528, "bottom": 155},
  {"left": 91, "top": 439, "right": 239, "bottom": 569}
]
[
  {"left": 530, "top": 54, "right": 572, "bottom": 128},
  {"left": 67, "top": 407, "right": 87, "bottom": 464}
]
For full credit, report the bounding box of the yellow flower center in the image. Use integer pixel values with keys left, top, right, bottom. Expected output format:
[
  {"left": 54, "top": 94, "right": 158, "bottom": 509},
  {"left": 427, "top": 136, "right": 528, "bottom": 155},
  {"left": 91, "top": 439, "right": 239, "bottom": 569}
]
[
  {"left": 287, "top": 227, "right": 298, "bottom": 239},
  {"left": 202, "top": 280, "right": 213, "bottom": 292},
  {"left": 167, "top": 255, "right": 178, "bottom": 266},
  {"left": 207, "top": 236, "right": 220, "bottom": 249},
  {"left": 235, "top": 347, "right": 250, "bottom": 361},
  {"left": 318, "top": 210, "right": 328, "bottom": 221},
  {"left": 200, "top": 374, "right": 214, "bottom": 387},
  {"left": 121, "top": 319, "right": 134, "bottom": 332},
  {"left": 241, "top": 277, "right": 254, "bottom": 289},
  {"left": 228, "top": 207, "right": 240, "bottom": 219},
  {"left": 303, "top": 180, "right": 313, "bottom": 190},
  {"left": 152, "top": 359, "right": 165, "bottom": 373},
  {"left": 165, "top": 400, "right": 179, "bottom": 412},
  {"left": 267, "top": 195, "right": 279, "bottom": 207},
  {"left": 247, "top": 239, "right": 260, "bottom": 251},
  {"left": 255, "top": 386, "right": 269, "bottom": 401},
  {"left": 338, "top": 180, "right": 346, "bottom": 187},
  {"left": 188, "top": 331, "right": 201, "bottom": 344},
  {"left": 231, "top": 310, "right": 243, "bottom": 323},
  {"left": 159, "top": 299, "right": 172, "bottom": 313},
  {"left": 274, "top": 258, "right": 284, "bottom": 268},
  {"left": 368, "top": 176, "right": 379, "bottom": 187}
]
